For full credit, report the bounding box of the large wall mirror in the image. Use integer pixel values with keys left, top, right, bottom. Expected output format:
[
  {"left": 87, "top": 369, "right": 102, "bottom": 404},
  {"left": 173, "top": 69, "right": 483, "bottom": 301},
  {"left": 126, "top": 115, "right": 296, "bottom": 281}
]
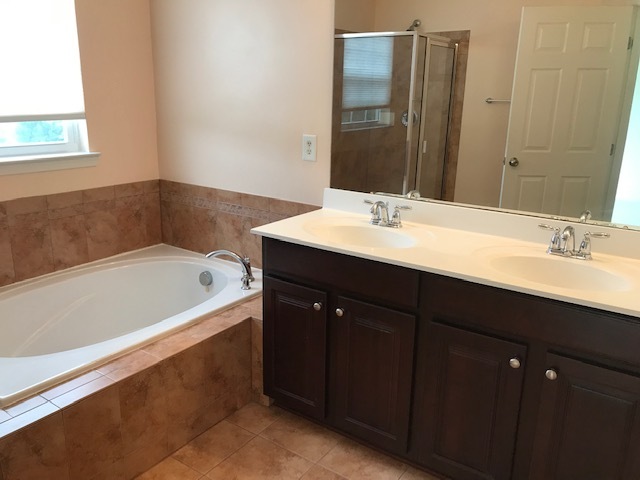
[{"left": 332, "top": 0, "right": 640, "bottom": 229}]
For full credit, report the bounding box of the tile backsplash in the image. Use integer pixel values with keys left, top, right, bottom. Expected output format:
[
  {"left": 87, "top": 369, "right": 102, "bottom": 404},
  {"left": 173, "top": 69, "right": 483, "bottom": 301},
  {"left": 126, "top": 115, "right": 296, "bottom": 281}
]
[
  {"left": 0, "top": 179, "right": 318, "bottom": 288},
  {"left": 159, "top": 180, "right": 318, "bottom": 266}
]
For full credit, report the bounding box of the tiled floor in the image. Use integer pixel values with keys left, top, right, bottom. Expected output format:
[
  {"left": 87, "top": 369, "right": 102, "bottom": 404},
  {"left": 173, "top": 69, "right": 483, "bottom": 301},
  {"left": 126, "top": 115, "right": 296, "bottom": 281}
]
[{"left": 136, "top": 403, "right": 443, "bottom": 480}]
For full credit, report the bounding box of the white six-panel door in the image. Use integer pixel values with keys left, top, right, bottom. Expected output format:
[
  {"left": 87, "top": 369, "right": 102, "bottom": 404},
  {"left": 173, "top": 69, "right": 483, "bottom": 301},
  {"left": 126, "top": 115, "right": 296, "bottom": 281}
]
[{"left": 500, "top": 6, "right": 634, "bottom": 219}]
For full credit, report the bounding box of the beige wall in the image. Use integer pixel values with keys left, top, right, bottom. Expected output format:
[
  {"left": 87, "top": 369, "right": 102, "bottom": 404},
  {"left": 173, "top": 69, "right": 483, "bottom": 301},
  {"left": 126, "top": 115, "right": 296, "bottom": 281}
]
[
  {"left": 335, "top": 0, "right": 376, "bottom": 32},
  {"left": 0, "top": 0, "right": 159, "bottom": 202},
  {"left": 339, "top": 0, "right": 639, "bottom": 207},
  {"left": 151, "top": 0, "right": 334, "bottom": 207}
]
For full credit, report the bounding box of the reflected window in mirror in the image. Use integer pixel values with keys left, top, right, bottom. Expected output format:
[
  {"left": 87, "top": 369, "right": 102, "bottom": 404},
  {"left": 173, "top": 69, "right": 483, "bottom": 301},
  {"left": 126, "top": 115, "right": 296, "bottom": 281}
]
[{"left": 342, "top": 37, "right": 394, "bottom": 132}]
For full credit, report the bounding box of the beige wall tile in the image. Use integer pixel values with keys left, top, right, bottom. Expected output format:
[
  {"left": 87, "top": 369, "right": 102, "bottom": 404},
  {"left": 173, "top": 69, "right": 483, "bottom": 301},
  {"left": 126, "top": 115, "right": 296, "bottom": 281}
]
[
  {"left": 50, "top": 215, "right": 89, "bottom": 270},
  {"left": 119, "top": 366, "right": 168, "bottom": 460},
  {"left": 5, "top": 196, "right": 47, "bottom": 217},
  {"left": 0, "top": 227, "right": 14, "bottom": 287},
  {"left": 143, "top": 180, "right": 160, "bottom": 194},
  {"left": 85, "top": 209, "right": 120, "bottom": 260},
  {"left": 0, "top": 202, "right": 7, "bottom": 227},
  {"left": 62, "top": 386, "right": 124, "bottom": 480},
  {"left": 82, "top": 186, "right": 115, "bottom": 204},
  {"left": 9, "top": 221, "right": 54, "bottom": 281},
  {"left": 47, "top": 191, "right": 84, "bottom": 219},
  {"left": 115, "top": 182, "right": 145, "bottom": 198},
  {"left": 0, "top": 412, "right": 69, "bottom": 480},
  {"left": 204, "top": 322, "right": 252, "bottom": 405}
]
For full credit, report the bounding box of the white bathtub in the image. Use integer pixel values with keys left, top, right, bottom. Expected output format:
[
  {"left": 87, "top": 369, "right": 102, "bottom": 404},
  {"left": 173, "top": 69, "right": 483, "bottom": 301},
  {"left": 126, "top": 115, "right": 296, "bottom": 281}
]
[{"left": 0, "top": 244, "right": 262, "bottom": 407}]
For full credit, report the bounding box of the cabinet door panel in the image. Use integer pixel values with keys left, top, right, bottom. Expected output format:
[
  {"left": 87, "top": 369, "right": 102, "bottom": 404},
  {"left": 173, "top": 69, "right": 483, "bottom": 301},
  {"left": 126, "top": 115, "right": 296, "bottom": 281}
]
[
  {"left": 412, "top": 323, "right": 526, "bottom": 480},
  {"left": 263, "top": 276, "right": 327, "bottom": 419},
  {"left": 530, "top": 353, "right": 640, "bottom": 480},
  {"left": 331, "top": 296, "right": 415, "bottom": 454}
]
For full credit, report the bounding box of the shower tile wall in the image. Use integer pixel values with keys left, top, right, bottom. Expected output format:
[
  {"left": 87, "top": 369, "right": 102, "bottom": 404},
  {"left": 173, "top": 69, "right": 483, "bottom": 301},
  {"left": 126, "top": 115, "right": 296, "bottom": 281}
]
[
  {"left": 0, "top": 180, "right": 161, "bottom": 287},
  {"left": 0, "top": 179, "right": 318, "bottom": 288}
]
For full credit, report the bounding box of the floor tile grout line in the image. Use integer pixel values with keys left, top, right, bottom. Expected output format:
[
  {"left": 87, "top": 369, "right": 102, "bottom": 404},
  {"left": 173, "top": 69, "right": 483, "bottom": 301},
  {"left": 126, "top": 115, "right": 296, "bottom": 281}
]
[{"left": 168, "top": 419, "right": 258, "bottom": 476}]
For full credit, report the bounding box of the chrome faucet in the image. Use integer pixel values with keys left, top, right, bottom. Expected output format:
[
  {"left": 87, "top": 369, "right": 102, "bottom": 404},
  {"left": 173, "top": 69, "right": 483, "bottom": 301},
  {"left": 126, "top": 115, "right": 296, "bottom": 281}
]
[
  {"left": 560, "top": 225, "right": 575, "bottom": 254},
  {"left": 406, "top": 190, "right": 421, "bottom": 199},
  {"left": 579, "top": 210, "right": 592, "bottom": 223},
  {"left": 539, "top": 224, "right": 610, "bottom": 260},
  {"left": 365, "top": 200, "right": 390, "bottom": 226},
  {"left": 205, "top": 249, "right": 254, "bottom": 290}
]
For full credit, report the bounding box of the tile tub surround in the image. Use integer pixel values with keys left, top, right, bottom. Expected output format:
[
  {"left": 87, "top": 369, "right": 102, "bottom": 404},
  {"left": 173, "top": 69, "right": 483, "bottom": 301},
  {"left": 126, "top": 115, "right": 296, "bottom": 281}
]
[
  {"left": 159, "top": 180, "right": 319, "bottom": 268},
  {"left": 0, "top": 296, "right": 263, "bottom": 480},
  {"left": 0, "top": 179, "right": 317, "bottom": 287},
  {"left": 0, "top": 180, "right": 162, "bottom": 287}
]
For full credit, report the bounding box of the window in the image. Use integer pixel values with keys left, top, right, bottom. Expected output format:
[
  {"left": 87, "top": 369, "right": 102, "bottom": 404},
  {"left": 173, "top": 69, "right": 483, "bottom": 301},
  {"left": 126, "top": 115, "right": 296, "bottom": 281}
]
[
  {"left": 341, "top": 36, "right": 394, "bottom": 132},
  {"left": 0, "top": 0, "right": 97, "bottom": 173}
]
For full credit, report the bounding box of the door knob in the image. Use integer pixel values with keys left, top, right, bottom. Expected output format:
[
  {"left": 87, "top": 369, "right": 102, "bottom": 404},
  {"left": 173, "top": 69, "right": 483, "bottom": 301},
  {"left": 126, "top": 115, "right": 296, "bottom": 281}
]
[
  {"left": 313, "top": 302, "right": 322, "bottom": 311},
  {"left": 545, "top": 368, "right": 558, "bottom": 381},
  {"left": 508, "top": 157, "right": 519, "bottom": 167},
  {"left": 335, "top": 308, "right": 344, "bottom": 317},
  {"left": 509, "top": 357, "right": 521, "bottom": 369}
]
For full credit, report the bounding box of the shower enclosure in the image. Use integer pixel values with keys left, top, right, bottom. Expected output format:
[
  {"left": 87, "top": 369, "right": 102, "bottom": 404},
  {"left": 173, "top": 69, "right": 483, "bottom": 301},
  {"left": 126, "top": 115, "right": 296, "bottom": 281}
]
[{"left": 331, "top": 31, "right": 458, "bottom": 199}]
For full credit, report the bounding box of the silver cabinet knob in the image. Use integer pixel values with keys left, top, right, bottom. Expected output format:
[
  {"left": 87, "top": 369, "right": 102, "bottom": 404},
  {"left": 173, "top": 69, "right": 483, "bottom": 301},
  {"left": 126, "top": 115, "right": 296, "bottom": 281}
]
[
  {"left": 545, "top": 368, "right": 558, "bottom": 381},
  {"left": 509, "top": 357, "right": 521, "bottom": 369},
  {"left": 335, "top": 308, "right": 344, "bottom": 317},
  {"left": 313, "top": 302, "right": 322, "bottom": 311},
  {"left": 508, "top": 157, "right": 519, "bottom": 167}
]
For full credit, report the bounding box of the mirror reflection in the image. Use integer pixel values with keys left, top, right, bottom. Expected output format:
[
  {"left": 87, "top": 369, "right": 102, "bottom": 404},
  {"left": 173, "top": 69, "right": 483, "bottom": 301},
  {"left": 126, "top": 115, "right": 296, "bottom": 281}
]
[{"left": 332, "top": 0, "right": 640, "bottom": 229}]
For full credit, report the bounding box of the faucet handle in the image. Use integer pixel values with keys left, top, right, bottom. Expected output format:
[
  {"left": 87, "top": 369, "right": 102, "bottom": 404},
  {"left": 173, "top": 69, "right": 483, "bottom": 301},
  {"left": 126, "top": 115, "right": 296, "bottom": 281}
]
[
  {"left": 242, "top": 256, "right": 255, "bottom": 281},
  {"left": 389, "top": 205, "right": 412, "bottom": 228},
  {"left": 576, "top": 231, "right": 610, "bottom": 260},
  {"left": 538, "top": 223, "right": 562, "bottom": 252}
]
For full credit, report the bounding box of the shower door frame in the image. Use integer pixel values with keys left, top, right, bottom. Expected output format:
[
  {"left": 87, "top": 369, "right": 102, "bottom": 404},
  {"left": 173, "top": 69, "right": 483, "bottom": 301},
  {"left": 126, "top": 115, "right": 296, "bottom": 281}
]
[{"left": 414, "top": 35, "right": 459, "bottom": 199}]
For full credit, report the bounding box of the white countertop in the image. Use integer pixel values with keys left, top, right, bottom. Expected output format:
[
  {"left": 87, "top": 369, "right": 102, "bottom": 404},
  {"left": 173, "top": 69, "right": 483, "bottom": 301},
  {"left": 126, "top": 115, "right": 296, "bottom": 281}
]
[{"left": 252, "top": 189, "right": 640, "bottom": 318}]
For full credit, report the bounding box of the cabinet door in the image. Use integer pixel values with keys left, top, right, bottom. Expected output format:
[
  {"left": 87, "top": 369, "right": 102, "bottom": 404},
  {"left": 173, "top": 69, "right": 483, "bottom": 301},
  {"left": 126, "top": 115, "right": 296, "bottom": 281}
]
[
  {"left": 529, "top": 353, "right": 640, "bottom": 480},
  {"left": 263, "top": 276, "right": 327, "bottom": 420},
  {"left": 412, "top": 323, "right": 526, "bottom": 480},
  {"left": 330, "top": 296, "right": 416, "bottom": 454}
]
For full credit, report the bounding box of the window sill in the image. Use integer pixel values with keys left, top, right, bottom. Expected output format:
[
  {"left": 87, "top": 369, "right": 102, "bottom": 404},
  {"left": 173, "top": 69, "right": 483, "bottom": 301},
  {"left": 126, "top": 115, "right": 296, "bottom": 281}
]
[{"left": 0, "top": 152, "right": 100, "bottom": 176}]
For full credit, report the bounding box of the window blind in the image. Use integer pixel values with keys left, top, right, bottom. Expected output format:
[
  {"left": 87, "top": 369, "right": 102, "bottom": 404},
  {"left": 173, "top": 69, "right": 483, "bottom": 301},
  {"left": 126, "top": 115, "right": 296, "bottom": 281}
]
[
  {"left": 0, "top": 0, "right": 85, "bottom": 122},
  {"left": 342, "top": 37, "right": 394, "bottom": 110}
]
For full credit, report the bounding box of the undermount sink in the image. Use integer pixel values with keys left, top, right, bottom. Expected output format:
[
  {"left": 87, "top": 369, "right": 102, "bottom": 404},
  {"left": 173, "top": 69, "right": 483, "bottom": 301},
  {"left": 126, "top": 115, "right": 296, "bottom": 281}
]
[
  {"left": 304, "top": 222, "right": 417, "bottom": 249},
  {"left": 489, "top": 254, "right": 633, "bottom": 292}
]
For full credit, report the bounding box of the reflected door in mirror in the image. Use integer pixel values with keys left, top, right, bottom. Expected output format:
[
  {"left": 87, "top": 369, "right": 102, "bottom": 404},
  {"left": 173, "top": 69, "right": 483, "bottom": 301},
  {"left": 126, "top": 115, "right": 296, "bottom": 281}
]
[{"left": 500, "top": 6, "right": 634, "bottom": 220}]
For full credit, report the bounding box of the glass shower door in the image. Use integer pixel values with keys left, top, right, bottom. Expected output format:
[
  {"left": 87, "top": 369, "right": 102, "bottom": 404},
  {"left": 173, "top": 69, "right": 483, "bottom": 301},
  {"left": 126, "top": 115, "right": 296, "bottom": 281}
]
[{"left": 331, "top": 34, "right": 415, "bottom": 194}]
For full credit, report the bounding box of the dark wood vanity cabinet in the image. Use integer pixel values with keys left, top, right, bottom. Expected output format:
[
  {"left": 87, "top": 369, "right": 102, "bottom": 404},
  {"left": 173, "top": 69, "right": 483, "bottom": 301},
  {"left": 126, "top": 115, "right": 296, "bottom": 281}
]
[
  {"left": 329, "top": 296, "right": 416, "bottom": 453},
  {"left": 412, "top": 274, "right": 640, "bottom": 480},
  {"left": 262, "top": 238, "right": 419, "bottom": 454},
  {"left": 411, "top": 322, "right": 527, "bottom": 480},
  {"left": 263, "top": 277, "right": 327, "bottom": 420},
  {"left": 262, "top": 238, "right": 640, "bottom": 479},
  {"left": 528, "top": 353, "right": 640, "bottom": 480}
]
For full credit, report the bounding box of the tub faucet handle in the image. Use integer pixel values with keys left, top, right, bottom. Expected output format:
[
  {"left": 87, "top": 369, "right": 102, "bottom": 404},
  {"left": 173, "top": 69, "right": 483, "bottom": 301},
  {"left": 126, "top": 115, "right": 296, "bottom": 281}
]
[{"left": 243, "top": 256, "right": 255, "bottom": 282}]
